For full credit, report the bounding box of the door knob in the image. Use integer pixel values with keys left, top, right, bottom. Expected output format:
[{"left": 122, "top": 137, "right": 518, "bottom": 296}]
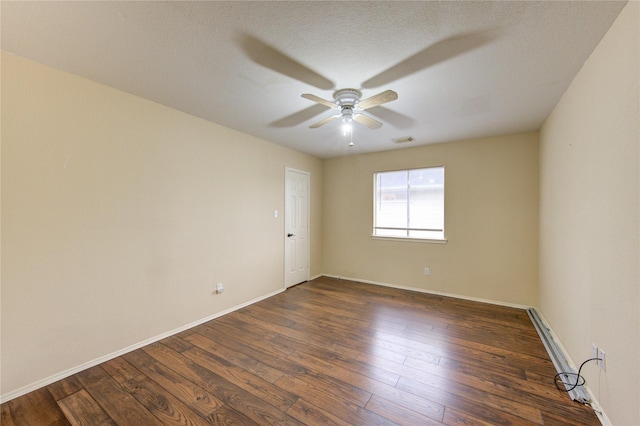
[{"left": 287, "top": 233, "right": 295, "bottom": 237}]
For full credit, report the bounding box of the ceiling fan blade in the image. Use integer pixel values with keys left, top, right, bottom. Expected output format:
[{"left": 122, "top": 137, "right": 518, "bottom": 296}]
[
  {"left": 240, "top": 34, "right": 334, "bottom": 90},
  {"left": 310, "top": 114, "right": 339, "bottom": 128},
  {"left": 301, "top": 93, "right": 336, "bottom": 109},
  {"left": 361, "top": 31, "right": 498, "bottom": 89},
  {"left": 354, "top": 114, "right": 383, "bottom": 130},
  {"left": 358, "top": 90, "right": 398, "bottom": 110}
]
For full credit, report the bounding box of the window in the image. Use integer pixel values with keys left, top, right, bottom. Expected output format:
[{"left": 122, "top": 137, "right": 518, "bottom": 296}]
[{"left": 373, "top": 166, "right": 445, "bottom": 240}]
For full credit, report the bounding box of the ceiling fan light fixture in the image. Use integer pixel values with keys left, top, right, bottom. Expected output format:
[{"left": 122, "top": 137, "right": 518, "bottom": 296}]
[
  {"left": 342, "top": 120, "right": 352, "bottom": 135},
  {"left": 342, "top": 113, "right": 354, "bottom": 135}
]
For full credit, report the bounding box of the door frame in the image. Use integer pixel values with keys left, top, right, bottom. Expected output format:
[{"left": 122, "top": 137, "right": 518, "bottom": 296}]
[{"left": 284, "top": 167, "right": 310, "bottom": 288}]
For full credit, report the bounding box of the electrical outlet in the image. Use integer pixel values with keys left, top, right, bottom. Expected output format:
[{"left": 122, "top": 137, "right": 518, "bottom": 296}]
[
  {"left": 424, "top": 267, "right": 430, "bottom": 276},
  {"left": 216, "top": 282, "right": 224, "bottom": 294},
  {"left": 598, "top": 348, "right": 606, "bottom": 371}
]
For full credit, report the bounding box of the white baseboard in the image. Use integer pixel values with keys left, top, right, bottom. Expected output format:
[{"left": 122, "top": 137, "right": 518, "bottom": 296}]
[
  {"left": 319, "top": 273, "right": 531, "bottom": 310},
  {"left": 0, "top": 288, "right": 285, "bottom": 404}
]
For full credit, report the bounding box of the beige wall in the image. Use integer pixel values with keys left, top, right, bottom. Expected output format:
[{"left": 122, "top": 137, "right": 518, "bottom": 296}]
[
  {"left": 1, "top": 52, "right": 322, "bottom": 398},
  {"left": 322, "top": 132, "right": 539, "bottom": 306},
  {"left": 539, "top": 2, "right": 639, "bottom": 424}
]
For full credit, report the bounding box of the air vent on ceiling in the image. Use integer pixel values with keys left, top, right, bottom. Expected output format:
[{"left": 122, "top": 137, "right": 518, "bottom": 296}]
[{"left": 393, "top": 136, "right": 414, "bottom": 144}]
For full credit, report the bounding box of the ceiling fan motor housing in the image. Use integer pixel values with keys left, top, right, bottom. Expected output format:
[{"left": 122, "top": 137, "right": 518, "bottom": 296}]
[{"left": 333, "top": 88, "right": 362, "bottom": 108}]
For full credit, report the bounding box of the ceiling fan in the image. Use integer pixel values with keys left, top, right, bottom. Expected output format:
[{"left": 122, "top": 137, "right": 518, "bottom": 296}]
[
  {"left": 301, "top": 88, "right": 398, "bottom": 130},
  {"left": 241, "top": 31, "right": 497, "bottom": 130}
]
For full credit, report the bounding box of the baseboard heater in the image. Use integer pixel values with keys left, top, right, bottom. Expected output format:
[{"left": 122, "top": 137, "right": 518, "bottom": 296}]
[{"left": 526, "top": 308, "right": 590, "bottom": 404}]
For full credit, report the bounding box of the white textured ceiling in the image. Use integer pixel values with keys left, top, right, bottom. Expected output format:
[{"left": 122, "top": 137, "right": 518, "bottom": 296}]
[{"left": 1, "top": 1, "right": 627, "bottom": 158}]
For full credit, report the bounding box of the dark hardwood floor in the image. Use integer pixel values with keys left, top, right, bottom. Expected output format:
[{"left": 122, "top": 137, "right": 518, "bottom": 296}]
[{"left": 1, "top": 277, "right": 600, "bottom": 425}]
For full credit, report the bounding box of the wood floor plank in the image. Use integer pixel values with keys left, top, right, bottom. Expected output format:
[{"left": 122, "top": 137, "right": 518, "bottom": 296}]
[
  {"left": 123, "top": 348, "right": 224, "bottom": 418},
  {"left": 75, "top": 366, "right": 163, "bottom": 425},
  {"left": 376, "top": 326, "right": 536, "bottom": 377},
  {"left": 47, "top": 376, "right": 84, "bottom": 401},
  {"left": 121, "top": 375, "right": 211, "bottom": 425},
  {"left": 57, "top": 389, "right": 116, "bottom": 426},
  {"left": 279, "top": 288, "right": 382, "bottom": 323},
  {"left": 289, "top": 341, "right": 401, "bottom": 386},
  {"left": 285, "top": 350, "right": 446, "bottom": 422},
  {"left": 100, "top": 356, "right": 143, "bottom": 385},
  {"left": 249, "top": 300, "right": 379, "bottom": 343},
  {"left": 273, "top": 373, "right": 395, "bottom": 425},
  {"left": 540, "top": 410, "right": 597, "bottom": 426},
  {"left": 262, "top": 298, "right": 419, "bottom": 352},
  {"left": 162, "top": 333, "right": 195, "bottom": 353},
  {"left": 1, "top": 277, "right": 600, "bottom": 426},
  {"left": 408, "top": 352, "right": 597, "bottom": 423},
  {"left": 6, "top": 387, "right": 70, "bottom": 426},
  {"left": 362, "top": 343, "right": 597, "bottom": 425},
  {"left": 205, "top": 404, "right": 257, "bottom": 425},
  {"left": 268, "top": 296, "right": 376, "bottom": 330},
  {"left": 194, "top": 323, "right": 308, "bottom": 376},
  {"left": 182, "top": 345, "right": 298, "bottom": 411},
  {"left": 1, "top": 402, "right": 18, "bottom": 426},
  {"left": 233, "top": 309, "right": 361, "bottom": 359},
  {"left": 275, "top": 371, "right": 372, "bottom": 408},
  {"left": 436, "top": 355, "right": 526, "bottom": 385},
  {"left": 442, "top": 406, "right": 496, "bottom": 426},
  {"left": 286, "top": 398, "right": 352, "bottom": 426},
  {"left": 366, "top": 394, "right": 444, "bottom": 425},
  {"left": 396, "top": 375, "right": 543, "bottom": 425},
  {"left": 199, "top": 319, "right": 296, "bottom": 359},
  {"left": 185, "top": 330, "right": 285, "bottom": 384},
  {"left": 143, "top": 342, "right": 304, "bottom": 425},
  {"left": 213, "top": 313, "right": 281, "bottom": 341},
  {"left": 442, "top": 357, "right": 567, "bottom": 405}
]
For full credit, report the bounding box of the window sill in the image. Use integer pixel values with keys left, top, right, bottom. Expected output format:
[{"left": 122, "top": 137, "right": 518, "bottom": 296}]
[{"left": 371, "top": 235, "right": 448, "bottom": 244}]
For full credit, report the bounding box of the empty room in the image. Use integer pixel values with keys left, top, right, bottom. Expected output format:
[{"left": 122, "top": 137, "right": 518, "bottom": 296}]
[{"left": 1, "top": 1, "right": 638, "bottom": 425}]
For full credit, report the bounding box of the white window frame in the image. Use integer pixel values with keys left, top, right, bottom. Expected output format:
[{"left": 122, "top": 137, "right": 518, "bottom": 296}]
[{"left": 372, "top": 166, "right": 446, "bottom": 243}]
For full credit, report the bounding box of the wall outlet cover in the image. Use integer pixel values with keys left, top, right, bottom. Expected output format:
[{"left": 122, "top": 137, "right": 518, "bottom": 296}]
[{"left": 598, "top": 348, "right": 606, "bottom": 371}]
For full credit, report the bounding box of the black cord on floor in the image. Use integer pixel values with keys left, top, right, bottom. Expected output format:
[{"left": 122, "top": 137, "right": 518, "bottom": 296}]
[{"left": 554, "top": 357, "right": 601, "bottom": 392}]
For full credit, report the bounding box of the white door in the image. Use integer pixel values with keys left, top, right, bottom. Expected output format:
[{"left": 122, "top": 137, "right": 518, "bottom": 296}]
[{"left": 284, "top": 168, "right": 310, "bottom": 288}]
